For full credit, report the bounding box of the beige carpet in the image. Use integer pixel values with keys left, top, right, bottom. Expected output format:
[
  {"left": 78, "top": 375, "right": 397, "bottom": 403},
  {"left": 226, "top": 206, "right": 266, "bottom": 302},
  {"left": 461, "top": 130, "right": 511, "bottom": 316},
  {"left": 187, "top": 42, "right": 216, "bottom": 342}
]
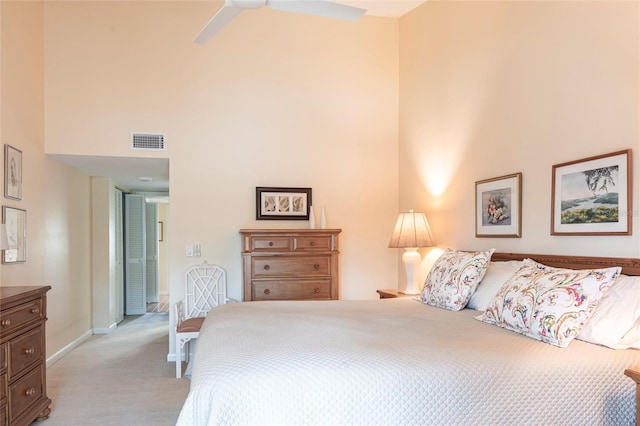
[{"left": 45, "top": 313, "right": 190, "bottom": 425}]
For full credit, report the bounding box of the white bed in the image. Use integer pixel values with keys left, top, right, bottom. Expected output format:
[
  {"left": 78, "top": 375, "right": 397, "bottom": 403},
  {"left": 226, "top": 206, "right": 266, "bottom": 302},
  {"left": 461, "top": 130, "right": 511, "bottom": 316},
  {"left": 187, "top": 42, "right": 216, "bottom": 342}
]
[{"left": 177, "top": 253, "right": 640, "bottom": 425}]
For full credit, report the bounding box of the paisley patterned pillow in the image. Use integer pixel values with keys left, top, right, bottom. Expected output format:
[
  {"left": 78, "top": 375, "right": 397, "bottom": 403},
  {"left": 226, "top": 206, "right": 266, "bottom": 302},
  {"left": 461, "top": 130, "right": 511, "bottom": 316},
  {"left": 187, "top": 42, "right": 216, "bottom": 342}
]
[
  {"left": 476, "top": 258, "right": 621, "bottom": 348},
  {"left": 420, "top": 248, "right": 495, "bottom": 311}
]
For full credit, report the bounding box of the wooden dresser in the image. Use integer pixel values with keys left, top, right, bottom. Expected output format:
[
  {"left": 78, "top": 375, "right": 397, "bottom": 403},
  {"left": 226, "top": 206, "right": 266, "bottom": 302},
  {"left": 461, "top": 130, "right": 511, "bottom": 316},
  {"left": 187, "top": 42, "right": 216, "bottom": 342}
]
[
  {"left": 240, "top": 229, "right": 341, "bottom": 301},
  {"left": 0, "top": 286, "right": 52, "bottom": 426}
]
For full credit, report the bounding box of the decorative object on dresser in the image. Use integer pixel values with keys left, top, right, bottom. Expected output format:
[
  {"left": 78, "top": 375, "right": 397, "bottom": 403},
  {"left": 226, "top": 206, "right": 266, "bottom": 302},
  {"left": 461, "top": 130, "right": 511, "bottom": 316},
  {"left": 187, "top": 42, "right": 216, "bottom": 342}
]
[
  {"left": 475, "top": 172, "right": 522, "bottom": 238},
  {"left": 388, "top": 210, "right": 435, "bottom": 295},
  {"left": 240, "top": 229, "right": 341, "bottom": 301},
  {"left": 255, "top": 187, "right": 312, "bottom": 221},
  {"left": 551, "top": 149, "right": 632, "bottom": 236},
  {"left": 0, "top": 286, "right": 52, "bottom": 426}
]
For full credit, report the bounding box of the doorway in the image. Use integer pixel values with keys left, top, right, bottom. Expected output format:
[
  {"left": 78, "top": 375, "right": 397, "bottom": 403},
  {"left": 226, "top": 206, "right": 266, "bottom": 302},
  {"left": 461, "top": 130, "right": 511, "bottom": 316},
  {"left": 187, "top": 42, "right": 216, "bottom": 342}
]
[{"left": 122, "top": 193, "right": 170, "bottom": 317}]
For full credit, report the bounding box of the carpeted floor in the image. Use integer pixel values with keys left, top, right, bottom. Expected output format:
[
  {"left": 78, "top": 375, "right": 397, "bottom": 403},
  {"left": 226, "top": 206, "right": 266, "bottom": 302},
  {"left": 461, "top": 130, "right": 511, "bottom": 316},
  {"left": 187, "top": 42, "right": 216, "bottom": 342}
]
[{"left": 44, "top": 313, "right": 190, "bottom": 425}]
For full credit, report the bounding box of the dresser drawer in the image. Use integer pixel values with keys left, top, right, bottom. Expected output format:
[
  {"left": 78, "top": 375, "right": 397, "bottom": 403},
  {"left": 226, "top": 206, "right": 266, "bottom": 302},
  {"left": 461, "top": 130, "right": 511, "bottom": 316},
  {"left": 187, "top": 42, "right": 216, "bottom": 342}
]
[
  {"left": 252, "top": 256, "right": 331, "bottom": 278},
  {"left": 250, "top": 236, "right": 292, "bottom": 252},
  {"left": 294, "top": 235, "right": 333, "bottom": 251},
  {"left": 9, "top": 364, "right": 44, "bottom": 423},
  {"left": 0, "top": 298, "right": 43, "bottom": 338},
  {"left": 241, "top": 229, "right": 341, "bottom": 301},
  {"left": 252, "top": 280, "right": 331, "bottom": 301},
  {"left": 8, "top": 326, "right": 42, "bottom": 381}
]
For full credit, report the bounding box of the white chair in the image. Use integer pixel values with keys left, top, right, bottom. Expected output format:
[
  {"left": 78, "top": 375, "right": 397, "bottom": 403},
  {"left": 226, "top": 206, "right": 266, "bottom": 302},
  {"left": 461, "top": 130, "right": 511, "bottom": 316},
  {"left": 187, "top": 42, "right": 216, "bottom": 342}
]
[{"left": 175, "top": 262, "right": 227, "bottom": 378}]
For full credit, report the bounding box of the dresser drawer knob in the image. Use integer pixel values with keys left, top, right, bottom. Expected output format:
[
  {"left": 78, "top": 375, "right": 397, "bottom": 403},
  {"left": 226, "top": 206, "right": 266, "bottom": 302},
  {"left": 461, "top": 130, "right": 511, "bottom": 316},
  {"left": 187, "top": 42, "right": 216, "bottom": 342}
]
[
  {"left": 263, "top": 265, "right": 271, "bottom": 270},
  {"left": 25, "top": 347, "right": 35, "bottom": 355},
  {"left": 268, "top": 241, "right": 274, "bottom": 247},
  {"left": 263, "top": 289, "right": 271, "bottom": 295},
  {"left": 25, "top": 388, "right": 36, "bottom": 397},
  {"left": 313, "top": 264, "right": 320, "bottom": 270},
  {"left": 310, "top": 241, "right": 316, "bottom": 247},
  {"left": 31, "top": 307, "right": 40, "bottom": 314},
  {"left": 314, "top": 287, "right": 320, "bottom": 293},
  {"left": 0, "top": 319, "right": 10, "bottom": 327}
]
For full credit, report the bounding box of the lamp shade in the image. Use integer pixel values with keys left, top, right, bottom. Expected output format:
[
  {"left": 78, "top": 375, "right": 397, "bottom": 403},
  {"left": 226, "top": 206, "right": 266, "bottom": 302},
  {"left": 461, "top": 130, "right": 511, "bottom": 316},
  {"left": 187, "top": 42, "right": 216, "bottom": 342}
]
[
  {"left": 388, "top": 210, "right": 435, "bottom": 249},
  {"left": 0, "top": 224, "right": 9, "bottom": 250}
]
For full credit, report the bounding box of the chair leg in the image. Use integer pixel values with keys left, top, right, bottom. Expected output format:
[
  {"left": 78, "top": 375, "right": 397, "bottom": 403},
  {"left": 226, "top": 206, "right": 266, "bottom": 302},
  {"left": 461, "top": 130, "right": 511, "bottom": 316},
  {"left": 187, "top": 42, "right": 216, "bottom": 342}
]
[{"left": 176, "top": 337, "right": 182, "bottom": 379}]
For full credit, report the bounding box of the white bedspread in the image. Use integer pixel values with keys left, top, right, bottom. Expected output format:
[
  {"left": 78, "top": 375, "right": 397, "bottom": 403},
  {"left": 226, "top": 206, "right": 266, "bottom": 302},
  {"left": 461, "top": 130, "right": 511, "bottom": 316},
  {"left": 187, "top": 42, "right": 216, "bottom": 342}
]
[{"left": 177, "top": 299, "right": 640, "bottom": 425}]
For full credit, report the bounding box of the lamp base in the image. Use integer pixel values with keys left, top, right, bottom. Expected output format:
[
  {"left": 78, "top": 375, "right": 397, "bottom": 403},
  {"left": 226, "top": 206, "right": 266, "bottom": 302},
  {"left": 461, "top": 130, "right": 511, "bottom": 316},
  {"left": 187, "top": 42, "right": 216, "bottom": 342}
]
[{"left": 401, "top": 248, "right": 422, "bottom": 295}]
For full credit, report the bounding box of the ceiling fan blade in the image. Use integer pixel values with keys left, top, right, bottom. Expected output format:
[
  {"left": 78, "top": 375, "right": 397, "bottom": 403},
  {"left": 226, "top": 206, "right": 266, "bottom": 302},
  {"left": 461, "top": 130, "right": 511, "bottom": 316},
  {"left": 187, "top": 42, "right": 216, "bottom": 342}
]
[
  {"left": 193, "top": 3, "right": 245, "bottom": 45},
  {"left": 267, "top": 0, "right": 366, "bottom": 21}
]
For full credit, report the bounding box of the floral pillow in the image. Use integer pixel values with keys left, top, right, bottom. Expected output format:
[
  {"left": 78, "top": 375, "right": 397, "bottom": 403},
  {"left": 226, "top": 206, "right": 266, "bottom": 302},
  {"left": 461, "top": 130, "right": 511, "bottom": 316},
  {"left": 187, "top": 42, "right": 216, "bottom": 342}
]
[
  {"left": 476, "top": 258, "right": 621, "bottom": 348},
  {"left": 420, "top": 248, "right": 495, "bottom": 311}
]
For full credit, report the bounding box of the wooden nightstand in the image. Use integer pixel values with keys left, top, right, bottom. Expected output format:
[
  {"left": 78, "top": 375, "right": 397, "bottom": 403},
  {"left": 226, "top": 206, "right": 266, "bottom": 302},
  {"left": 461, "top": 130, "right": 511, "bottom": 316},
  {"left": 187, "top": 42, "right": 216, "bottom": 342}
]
[
  {"left": 376, "top": 289, "right": 416, "bottom": 299},
  {"left": 624, "top": 368, "right": 640, "bottom": 426}
]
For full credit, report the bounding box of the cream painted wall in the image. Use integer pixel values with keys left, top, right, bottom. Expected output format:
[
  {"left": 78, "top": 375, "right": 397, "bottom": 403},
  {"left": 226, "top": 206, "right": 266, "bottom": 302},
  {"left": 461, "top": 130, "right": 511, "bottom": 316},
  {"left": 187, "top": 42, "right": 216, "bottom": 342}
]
[
  {"left": 1, "top": 1, "right": 93, "bottom": 358},
  {"left": 91, "top": 177, "right": 117, "bottom": 332},
  {"left": 43, "top": 1, "right": 399, "bottom": 356},
  {"left": 399, "top": 1, "right": 640, "bottom": 271}
]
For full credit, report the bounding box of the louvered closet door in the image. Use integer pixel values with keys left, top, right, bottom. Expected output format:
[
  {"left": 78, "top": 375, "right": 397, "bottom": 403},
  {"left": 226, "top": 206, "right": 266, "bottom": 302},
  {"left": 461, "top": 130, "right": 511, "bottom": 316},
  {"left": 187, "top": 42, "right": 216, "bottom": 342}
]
[
  {"left": 145, "top": 203, "right": 159, "bottom": 304},
  {"left": 125, "top": 194, "right": 147, "bottom": 315},
  {"left": 115, "top": 188, "right": 125, "bottom": 323}
]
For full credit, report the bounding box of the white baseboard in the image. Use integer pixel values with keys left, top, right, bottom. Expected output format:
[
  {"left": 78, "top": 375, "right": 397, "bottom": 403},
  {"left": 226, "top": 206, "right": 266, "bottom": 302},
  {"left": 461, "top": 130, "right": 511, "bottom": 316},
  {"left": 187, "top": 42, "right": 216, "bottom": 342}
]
[
  {"left": 47, "top": 329, "right": 93, "bottom": 368},
  {"left": 93, "top": 322, "right": 117, "bottom": 334}
]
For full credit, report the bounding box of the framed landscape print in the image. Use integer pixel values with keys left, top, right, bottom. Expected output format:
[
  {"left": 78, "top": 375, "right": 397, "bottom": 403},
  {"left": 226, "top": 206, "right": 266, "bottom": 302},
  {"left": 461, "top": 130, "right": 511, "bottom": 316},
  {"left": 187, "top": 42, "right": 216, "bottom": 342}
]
[
  {"left": 475, "top": 173, "right": 522, "bottom": 238},
  {"left": 4, "top": 144, "right": 22, "bottom": 200},
  {"left": 256, "top": 187, "right": 312, "bottom": 220},
  {"left": 3, "top": 206, "right": 26, "bottom": 263},
  {"left": 551, "top": 149, "right": 632, "bottom": 236}
]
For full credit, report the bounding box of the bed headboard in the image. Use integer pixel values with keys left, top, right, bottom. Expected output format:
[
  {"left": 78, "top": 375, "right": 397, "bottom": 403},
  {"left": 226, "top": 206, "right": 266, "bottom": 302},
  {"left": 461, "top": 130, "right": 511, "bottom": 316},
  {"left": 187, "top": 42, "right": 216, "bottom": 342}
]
[{"left": 493, "top": 252, "right": 640, "bottom": 277}]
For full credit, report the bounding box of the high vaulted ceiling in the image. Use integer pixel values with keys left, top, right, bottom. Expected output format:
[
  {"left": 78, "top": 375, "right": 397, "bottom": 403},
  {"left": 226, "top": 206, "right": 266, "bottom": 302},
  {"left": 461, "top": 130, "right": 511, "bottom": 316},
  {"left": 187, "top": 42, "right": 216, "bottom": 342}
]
[
  {"left": 339, "top": 0, "right": 426, "bottom": 18},
  {"left": 49, "top": 1, "right": 427, "bottom": 194}
]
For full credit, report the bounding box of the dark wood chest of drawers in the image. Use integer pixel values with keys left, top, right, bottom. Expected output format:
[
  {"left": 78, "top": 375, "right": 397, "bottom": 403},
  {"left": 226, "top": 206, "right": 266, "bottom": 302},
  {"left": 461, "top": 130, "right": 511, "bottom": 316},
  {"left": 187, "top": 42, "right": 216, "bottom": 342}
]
[
  {"left": 0, "top": 286, "right": 51, "bottom": 426},
  {"left": 240, "top": 229, "right": 341, "bottom": 301}
]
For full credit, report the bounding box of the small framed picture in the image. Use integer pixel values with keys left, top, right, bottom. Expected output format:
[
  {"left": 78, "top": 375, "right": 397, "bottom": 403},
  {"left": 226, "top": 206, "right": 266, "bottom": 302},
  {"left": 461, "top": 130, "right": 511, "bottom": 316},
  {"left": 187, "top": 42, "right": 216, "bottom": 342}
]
[
  {"left": 256, "top": 187, "right": 312, "bottom": 220},
  {"left": 551, "top": 149, "right": 632, "bottom": 236},
  {"left": 4, "top": 144, "right": 22, "bottom": 200},
  {"left": 475, "top": 173, "right": 522, "bottom": 238},
  {"left": 3, "top": 205, "right": 26, "bottom": 263}
]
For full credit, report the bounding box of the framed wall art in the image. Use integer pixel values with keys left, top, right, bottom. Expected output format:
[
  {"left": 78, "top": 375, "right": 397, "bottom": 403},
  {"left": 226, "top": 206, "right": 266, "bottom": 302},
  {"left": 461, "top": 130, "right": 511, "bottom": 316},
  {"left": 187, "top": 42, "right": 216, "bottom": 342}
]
[
  {"left": 475, "top": 172, "right": 522, "bottom": 238},
  {"left": 551, "top": 149, "right": 632, "bottom": 236},
  {"left": 256, "top": 187, "right": 312, "bottom": 220},
  {"left": 4, "top": 144, "right": 22, "bottom": 200},
  {"left": 3, "top": 206, "right": 26, "bottom": 263}
]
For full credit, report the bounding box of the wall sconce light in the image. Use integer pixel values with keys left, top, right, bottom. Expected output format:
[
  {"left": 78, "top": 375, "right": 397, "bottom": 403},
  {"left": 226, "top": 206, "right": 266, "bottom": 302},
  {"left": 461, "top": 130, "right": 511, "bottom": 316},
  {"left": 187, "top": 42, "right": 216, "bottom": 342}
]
[{"left": 388, "top": 210, "right": 435, "bottom": 295}]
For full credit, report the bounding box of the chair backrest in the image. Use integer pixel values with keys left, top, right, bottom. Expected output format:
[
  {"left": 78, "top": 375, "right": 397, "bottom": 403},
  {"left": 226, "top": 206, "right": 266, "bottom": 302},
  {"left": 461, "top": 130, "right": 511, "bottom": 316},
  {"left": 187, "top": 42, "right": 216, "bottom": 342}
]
[{"left": 185, "top": 262, "right": 227, "bottom": 318}]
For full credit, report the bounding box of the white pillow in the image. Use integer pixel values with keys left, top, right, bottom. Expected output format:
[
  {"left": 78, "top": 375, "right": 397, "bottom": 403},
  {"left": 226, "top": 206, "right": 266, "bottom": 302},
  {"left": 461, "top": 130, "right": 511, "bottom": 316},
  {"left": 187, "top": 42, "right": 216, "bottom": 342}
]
[
  {"left": 476, "top": 258, "right": 621, "bottom": 348},
  {"left": 577, "top": 274, "right": 640, "bottom": 349},
  {"left": 467, "top": 260, "right": 522, "bottom": 311},
  {"left": 420, "top": 248, "right": 495, "bottom": 311}
]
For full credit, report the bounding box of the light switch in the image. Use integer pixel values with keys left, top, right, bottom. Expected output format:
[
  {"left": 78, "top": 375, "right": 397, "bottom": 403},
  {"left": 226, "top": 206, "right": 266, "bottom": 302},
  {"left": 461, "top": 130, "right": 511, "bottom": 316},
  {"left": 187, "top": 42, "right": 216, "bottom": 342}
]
[
  {"left": 186, "top": 245, "right": 193, "bottom": 257},
  {"left": 193, "top": 244, "right": 201, "bottom": 257}
]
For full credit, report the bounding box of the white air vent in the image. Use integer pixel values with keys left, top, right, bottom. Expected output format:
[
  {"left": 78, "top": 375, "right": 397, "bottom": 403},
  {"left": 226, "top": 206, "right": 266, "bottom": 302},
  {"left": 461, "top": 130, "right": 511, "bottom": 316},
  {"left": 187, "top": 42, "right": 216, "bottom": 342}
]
[{"left": 131, "top": 132, "right": 166, "bottom": 151}]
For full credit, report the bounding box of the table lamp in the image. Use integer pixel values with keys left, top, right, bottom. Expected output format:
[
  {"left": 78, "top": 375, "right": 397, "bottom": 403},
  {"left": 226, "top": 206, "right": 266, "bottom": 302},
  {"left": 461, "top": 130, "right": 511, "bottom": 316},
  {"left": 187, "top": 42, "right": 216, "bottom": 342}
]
[{"left": 388, "top": 210, "right": 435, "bottom": 294}]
